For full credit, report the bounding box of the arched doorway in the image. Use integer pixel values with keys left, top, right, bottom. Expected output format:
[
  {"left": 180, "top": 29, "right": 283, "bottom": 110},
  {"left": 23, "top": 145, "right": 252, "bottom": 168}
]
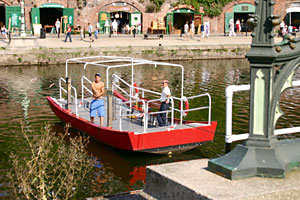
[
  {"left": 224, "top": 3, "right": 255, "bottom": 34},
  {"left": 30, "top": 3, "right": 74, "bottom": 33},
  {"left": 98, "top": 1, "right": 142, "bottom": 34},
  {"left": 166, "top": 4, "right": 203, "bottom": 34},
  {"left": 0, "top": 1, "right": 12, "bottom": 28},
  {"left": 284, "top": 2, "right": 300, "bottom": 31}
]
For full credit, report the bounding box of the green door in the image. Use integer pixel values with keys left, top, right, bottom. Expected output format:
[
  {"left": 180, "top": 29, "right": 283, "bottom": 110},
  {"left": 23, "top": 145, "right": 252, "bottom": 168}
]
[
  {"left": 225, "top": 12, "right": 234, "bottom": 34},
  {"left": 99, "top": 11, "right": 110, "bottom": 33},
  {"left": 5, "top": 6, "right": 21, "bottom": 30},
  {"left": 131, "top": 12, "right": 141, "bottom": 26},
  {"left": 166, "top": 13, "right": 173, "bottom": 34},
  {"left": 31, "top": 8, "right": 40, "bottom": 24},
  {"left": 63, "top": 8, "right": 74, "bottom": 26}
]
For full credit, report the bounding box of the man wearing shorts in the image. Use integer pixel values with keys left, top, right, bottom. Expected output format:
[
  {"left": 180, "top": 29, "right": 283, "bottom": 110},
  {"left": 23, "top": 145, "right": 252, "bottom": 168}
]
[{"left": 90, "top": 73, "right": 105, "bottom": 127}]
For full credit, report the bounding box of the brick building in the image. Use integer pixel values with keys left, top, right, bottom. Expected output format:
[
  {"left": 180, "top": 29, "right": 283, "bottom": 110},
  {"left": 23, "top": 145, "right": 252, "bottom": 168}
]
[{"left": 0, "top": 0, "right": 299, "bottom": 34}]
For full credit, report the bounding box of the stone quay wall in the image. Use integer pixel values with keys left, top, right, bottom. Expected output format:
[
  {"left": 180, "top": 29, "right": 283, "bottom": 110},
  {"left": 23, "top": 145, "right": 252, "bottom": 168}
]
[{"left": 0, "top": 44, "right": 249, "bottom": 67}]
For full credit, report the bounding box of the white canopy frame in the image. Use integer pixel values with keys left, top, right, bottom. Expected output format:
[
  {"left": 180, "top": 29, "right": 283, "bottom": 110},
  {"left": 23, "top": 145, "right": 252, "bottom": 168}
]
[{"left": 65, "top": 55, "right": 185, "bottom": 99}]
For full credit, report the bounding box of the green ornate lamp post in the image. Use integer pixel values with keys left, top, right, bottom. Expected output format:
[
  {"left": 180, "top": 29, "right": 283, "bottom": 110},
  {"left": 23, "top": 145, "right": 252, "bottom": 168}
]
[{"left": 208, "top": 0, "right": 300, "bottom": 179}]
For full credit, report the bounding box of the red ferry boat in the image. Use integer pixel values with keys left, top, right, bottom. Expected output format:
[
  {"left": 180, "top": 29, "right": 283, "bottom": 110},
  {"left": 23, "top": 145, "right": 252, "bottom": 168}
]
[{"left": 47, "top": 56, "right": 217, "bottom": 154}]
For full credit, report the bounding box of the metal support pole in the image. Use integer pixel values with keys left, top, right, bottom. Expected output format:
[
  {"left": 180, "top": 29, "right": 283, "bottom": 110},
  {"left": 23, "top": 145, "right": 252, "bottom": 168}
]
[
  {"left": 107, "top": 89, "right": 113, "bottom": 127},
  {"left": 66, "top": 77, "right": 72, "bottom": 111}
]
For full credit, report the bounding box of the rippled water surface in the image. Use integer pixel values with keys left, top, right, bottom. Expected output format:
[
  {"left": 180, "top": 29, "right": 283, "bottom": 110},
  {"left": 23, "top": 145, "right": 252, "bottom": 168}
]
[{"left": 1, "top": 59, "right": 300, "bottom": 198}]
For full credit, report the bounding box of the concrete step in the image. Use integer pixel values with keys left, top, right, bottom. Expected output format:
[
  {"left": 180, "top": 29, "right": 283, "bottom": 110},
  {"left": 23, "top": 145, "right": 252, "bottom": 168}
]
[{"left": 144, "top": 159, "right": 300, "bottom": 200}]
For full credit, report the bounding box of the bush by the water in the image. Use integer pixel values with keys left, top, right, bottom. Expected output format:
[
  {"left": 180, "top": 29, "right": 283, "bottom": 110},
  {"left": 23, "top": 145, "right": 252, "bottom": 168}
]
[{"left": 7, "top": 122, "right": 95, "bottom": 200}]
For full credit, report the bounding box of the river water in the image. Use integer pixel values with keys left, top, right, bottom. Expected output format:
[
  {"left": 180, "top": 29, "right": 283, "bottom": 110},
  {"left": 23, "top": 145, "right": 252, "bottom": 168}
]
[{"left": 1, "top": 59, "right": 300, "bottom": 198}]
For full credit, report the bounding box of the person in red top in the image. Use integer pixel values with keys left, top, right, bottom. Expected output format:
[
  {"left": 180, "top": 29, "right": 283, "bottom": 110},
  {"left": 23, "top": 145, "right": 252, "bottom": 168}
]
[{"left": 64, "top": 24, "right": 72, "bottom": 42}]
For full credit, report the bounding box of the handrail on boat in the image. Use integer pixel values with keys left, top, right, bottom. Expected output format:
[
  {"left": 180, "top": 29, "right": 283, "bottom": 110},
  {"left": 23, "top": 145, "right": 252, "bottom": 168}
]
[
  {"left": 145, "top": 97, "right": 175, "bottom": 130},
  {"left": 81, "top": 75, "right": 93, "bottom": 102},
  {"left": 119, "top": 99, "right": 147, "bottom": 133},
  {"left": 172, "top": 94, "right": 212, "bottom": 125},
  {"left": 59, "top": 77, "right": 78, "bottom": 116},
  {"left": 113, "top": 73, "right": 211, "bottom": 126}
]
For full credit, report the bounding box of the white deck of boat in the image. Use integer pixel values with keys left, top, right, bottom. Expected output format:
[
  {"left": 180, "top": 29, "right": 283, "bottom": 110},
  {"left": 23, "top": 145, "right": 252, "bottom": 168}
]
[{"left": 53, "top": 96, "right": 209, "bottom": 134}]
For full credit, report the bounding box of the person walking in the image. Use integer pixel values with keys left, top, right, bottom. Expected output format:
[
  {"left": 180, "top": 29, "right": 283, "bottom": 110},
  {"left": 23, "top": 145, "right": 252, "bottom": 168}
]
[
  {"left": 88, "top": 23, "right": 94, "bottom": 42},
  {"left": 55, "top": 18, "right": 60, "bottom": 38},
  {"left": 201, "top": 23, "right": 205, "bottom": 37},
  {"left": 279, "top": 21, "right": 285, "bottom": 37},
  {"left": 190, "top": 21, "right": 195, "bottom": 38},
  {"left": 112, "top": 20, "right": 118, "bottom": 35},
  {"left": 229, "top": 19, "right": 236, "bottom": 37},
  {"left": 282, "top": 25, "right": 288, "bottom": 36},
  {"left": 95, "top": 25, "right": 99, "bottom": 39},
  {"left": 1, "top": 25, "right": 7, "bottom": 40},
  {"left": 236, "top": 19, "right": 241, "bottom": 33},
  {"left": 157, "top": 80, "right": 171, "bottom": 127},
  {"left": 288, "top": 24, "right": 293, "bottom": 33},
  {"left": 80, "top": 26, "right": 84, "bottom": 40},
  {"left": 64, "top": 24, "right": 72, "bottom": 42},
  {"left": 184, "top": 21, "right": 189, "bottom": 40},
  {"left": 204, "top": 21, "right": 210, "bottom": 37}
]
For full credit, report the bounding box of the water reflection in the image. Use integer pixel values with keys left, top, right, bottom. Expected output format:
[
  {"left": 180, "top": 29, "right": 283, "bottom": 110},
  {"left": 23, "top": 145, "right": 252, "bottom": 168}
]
[{"left": 1, "top": 59, "right": 300, "bottom": 198}]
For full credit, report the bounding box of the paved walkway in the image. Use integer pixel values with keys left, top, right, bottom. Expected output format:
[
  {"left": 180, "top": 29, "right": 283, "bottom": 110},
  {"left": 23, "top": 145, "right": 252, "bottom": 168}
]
[
  {"left": 0, "top": 33, "right": 278, "bottom": 49},
  {"left": 0, "top": 33, "right": 284, "bottom": 50}
]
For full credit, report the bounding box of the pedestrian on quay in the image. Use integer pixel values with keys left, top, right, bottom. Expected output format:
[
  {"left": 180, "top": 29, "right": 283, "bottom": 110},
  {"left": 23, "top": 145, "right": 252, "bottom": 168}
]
[
  {"left": 55, "top": 18, "right": 60, "bottom": 38},
  {"left": 236, "top": 19, "right": 241, "bottom": 33},
  {"left": 112, "top": 20, "right": 118, "bottom": 35},
  {"left": 95, "top": 25, "right": 99, "bottom": 39},
  {"left": 184, "top": 21, "right": 189, "bottom": 40},
  {"left": 64, "top": 24, "right": 72, "bottom": 42},
  {"left": 88, "top": 23, "right": 94, "bottom": 42},
  {"left": 157, "top": 80, "right": 171, "bottom": 127},
  {"left": 229, "top": 19, "right": 236, "bottom": 37},
  {"left": 1, "top": 25, "right": 7, "bottom": 40},
  {"left": 204, "top": 21, "right": 210, "bottom": 38},
  {"left": 201, "top": 23, "right": 205, "bottom": 37},
  {"left": 190, "top": 21, "right": 195, "bottom": 39},
  {"left": 80, "top": 26, "right": 84, "bottom": 40},
  {"left": 288, "top": 24, "right": 293, "bottom": 33},
  {"left": 279, "top": 21, "right": 285, "bottom": 37},
  {"left": 282, "top": 25, "right": 288, "bottom": 36}
]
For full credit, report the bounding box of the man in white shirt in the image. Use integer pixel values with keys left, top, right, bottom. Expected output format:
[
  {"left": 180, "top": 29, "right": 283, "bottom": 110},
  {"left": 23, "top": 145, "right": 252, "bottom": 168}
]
[
  {"left": 88, "top": 23, "right": 94, "bottom": 42},
  {"left": 112, "top": 20, "right": 118, "bottom": 35},
  {"left": 55, "top": 19, "right": 60, "bottom": 38},
  {"left": 157, "top": 80, "right": 171, "bottom": 127},
  {"left": 184, "top": 21, "right": 189, "bottom": 40},
  {"left": 190, "top": 21, "right": 195, "bottom": 38}
]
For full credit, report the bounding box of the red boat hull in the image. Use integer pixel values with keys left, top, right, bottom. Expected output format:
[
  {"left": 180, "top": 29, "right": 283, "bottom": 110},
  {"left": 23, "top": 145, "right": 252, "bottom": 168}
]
[{"left": 47, "top": 96, "right": 217, "bottom": 154}]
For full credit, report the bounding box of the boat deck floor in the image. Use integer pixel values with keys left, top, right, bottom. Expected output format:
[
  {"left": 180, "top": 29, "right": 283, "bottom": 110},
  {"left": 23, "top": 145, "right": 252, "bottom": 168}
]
[{"left": 53, "top": 97, "right": 209, "bottom": 134}]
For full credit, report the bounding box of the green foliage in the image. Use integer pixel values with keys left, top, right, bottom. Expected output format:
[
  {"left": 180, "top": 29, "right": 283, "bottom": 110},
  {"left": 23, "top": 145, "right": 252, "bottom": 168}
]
[
  {"left": 7, "top": 123, "right": 95, "bottom": 200},
  {"left": 175, "top": 0, "right": 234, "bottom": 17},
  {"left": 148, "top": 0, "right": 165, "bottom": 12}
]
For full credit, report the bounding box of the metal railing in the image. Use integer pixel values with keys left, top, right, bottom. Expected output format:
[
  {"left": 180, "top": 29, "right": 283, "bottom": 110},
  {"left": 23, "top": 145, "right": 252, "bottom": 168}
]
[
  {"left": 78, "top": 74, "right": 212, "bottom": 132},
  {"left": 225, "top": 80, "right": 300, "bottom": 152},
  {"left": 119, "top": 99, "right": 146, "bottom": 133},
  {"left": 172, "top": 94, "right": 212, "bottom": 125},
  {"left": 145, "top": 97, "right": 175, "bottom": 129},
  {"left": 58, "top": 77, "right": 78, "bottom": 116},
  {"left": 81, "top": 75, "right": 93, "bottom": 102},
  {"left": 112, "top": 74, "right": 212, "bottom": 126}
]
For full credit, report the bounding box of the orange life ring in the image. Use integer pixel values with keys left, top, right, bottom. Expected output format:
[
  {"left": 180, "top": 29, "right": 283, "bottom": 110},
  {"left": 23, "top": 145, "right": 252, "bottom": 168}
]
[
  {"left": 133, "top": 83, "right": 139, "bottom": 94},
  {"left": 179, "top": 99, "right": 189, "bottom": 115}
]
